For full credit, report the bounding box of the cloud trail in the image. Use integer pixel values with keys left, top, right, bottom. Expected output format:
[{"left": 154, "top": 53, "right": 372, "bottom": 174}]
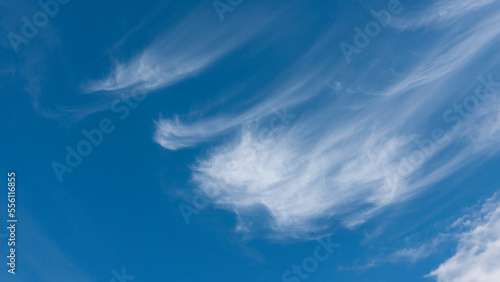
[{"left": 154, "top": 0, "right": 500, "bottom": 239}]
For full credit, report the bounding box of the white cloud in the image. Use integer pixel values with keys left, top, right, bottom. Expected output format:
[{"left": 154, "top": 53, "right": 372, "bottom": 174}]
[
  {"left": 428, "top": 194, "right": 500, "bottom": 282},
  {"left": 190, "top": 122, "right": 414, "bottom": 237},
  {"left": 187, "top": 95, "right": 500, "bottom": 238},
  {"left": 83, "top": 7, "right": 275, "bottom": 94},
  {"left": 390, "top": 234, "right": 449, "bottom": 263},
  {"left": 153, "top": 1, "right": 500, "bottom": 239},
  {"left": 157, "top": 61, "right": 500, "bottom": 240},
  {"left": 392, "top": 0, "right": 496, "bottom": 31}
]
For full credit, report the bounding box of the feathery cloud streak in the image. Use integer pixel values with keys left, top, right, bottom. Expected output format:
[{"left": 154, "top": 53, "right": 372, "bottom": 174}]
[
  {"left": 428, "top": 193, "right": 500, "bottom": 282},
  {"left": 84, "top": 6, "right": 276, "bottom": 94},
  {"left": 155, "top": 0, "right": 500, "bottom": 239}
]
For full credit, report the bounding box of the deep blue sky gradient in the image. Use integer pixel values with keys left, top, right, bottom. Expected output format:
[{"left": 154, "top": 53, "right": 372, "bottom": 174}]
[{"left": 1, "top": 0, "right": 500, "bottom": 281}]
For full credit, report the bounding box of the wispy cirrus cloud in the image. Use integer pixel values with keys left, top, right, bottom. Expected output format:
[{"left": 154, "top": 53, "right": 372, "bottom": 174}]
[
  {"left": 389, "top": 234, "right": 450, "bottom": 263},
  {"left": 9, "top": 3, "right": 282, "bottom": 121},
  {"left": 154, "top": 0, "right": 500, "bottom": 239},
  {"left": 186, "top": 91, "right": 500, "bottom": 238},
  {"left": 391, "top": 0, "right": 496, "bottom": 31},
  {"left": 83, "top": 6, "right": 277, "bottom": 94},
  {"left": 428, "top": 193, "right": 500, "bottom": 282}
]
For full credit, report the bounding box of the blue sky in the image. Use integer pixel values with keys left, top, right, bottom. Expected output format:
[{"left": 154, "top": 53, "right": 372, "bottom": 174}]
[{"left": 1, "top": 0, "right": 500, "bottom": 281}]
